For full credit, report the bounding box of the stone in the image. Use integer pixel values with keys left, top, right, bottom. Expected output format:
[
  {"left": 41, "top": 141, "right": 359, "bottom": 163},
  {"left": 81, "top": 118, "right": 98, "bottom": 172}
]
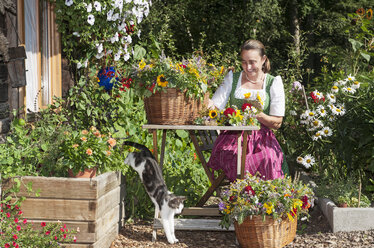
[
  {"left": 0, "top": 82, "right": 8, "bottom": 102},
  {"left": 0, "top": 102, "right": 9, "bottom": 119},
  {"left": 0, "top": 117, "right": 10, "bottom": 134}
]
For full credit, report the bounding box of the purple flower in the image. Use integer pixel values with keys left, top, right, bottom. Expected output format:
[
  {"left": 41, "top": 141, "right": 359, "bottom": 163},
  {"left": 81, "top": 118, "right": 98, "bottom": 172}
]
[
  {"left": 291, "top": 81, "right": 303, "bottom": 92},
  {"left": 218, "top": 202, "right": 225, "bottom": 211}
]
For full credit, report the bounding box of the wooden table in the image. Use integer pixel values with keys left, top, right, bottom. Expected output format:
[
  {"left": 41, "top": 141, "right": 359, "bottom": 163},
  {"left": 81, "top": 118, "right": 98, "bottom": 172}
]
[{"left": 142, "top": 124, "right": 260, "bottom": 235}]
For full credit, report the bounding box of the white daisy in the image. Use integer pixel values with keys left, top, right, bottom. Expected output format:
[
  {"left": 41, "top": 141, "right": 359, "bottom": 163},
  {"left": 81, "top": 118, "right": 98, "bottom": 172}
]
[
  {"left": 342, "top": 86, "right": 356, "bottom": 94},
  {"left": 352, "top": 81, "right": 360, "bottom": 89},
  {"left": 87, "top": 3, "right": 92, "bottom": 12},
  {"left": 346, "top": 74, "right": 355, "bottom": 82},
  {"left": 306, "top": 110, "right": 316, "bottom": 121},
  {"left": 331, "top": 85, "right": 339, "bottom": 93},
  {"left": 326, "top": 93, "right": 336, "bottom": 103},
  {"left": 302, "top": 154, "right": 315, "bottom": 169},
  {"left": 300, "top": 120, "right": 309, "bottom": 125},
  {"left": 94, "top": 1, "right": 102, "bottom": 11},
  {"left": 316, "top": 105, "right": 327, "bottom": 117},
  {"left": 312, "top": 90, "right": 324, "bottom": 100},
  {"left": 311, "top": 119, "right": 323, "bottom": 129},
  {"left": 312, "top": 130, "right": 323, "bottom": 141},
  {"left": 87, "top": 14, "right": 95, "bottom": 25},
  {"left": 321, "top": 126, "right": 333, "bottom": 137},
  {"left": 65, "top": 0, "right": 73, "bottom": 6},
  {"left": 300, "top": 110, "right": 309, "bottom": 120},
  {"left": 296, "top": 156, "right": 304, "bottom": 165},
  {"left": 337, "top": 79, "right": 346, "bottom": 86}
]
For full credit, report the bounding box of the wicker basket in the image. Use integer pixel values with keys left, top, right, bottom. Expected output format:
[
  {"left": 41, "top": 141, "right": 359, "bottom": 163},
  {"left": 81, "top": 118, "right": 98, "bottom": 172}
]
[
  {"left": 143, "top": 88, "right": 209, "bottom": 125},
  {"left": 234, "top": 216, "right": 297, "bottom": 248}
]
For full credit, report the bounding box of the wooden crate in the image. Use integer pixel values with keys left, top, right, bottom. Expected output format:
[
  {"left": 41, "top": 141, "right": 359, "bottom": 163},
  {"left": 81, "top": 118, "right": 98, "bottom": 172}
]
[{"left": 4, "top": 171, "right": 125, "bottom": 248}]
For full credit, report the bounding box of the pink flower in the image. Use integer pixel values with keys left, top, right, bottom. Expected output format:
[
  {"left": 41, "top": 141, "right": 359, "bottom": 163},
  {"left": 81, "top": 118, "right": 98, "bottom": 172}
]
[
  {"left": 45, "top": 230, "right": 51, "bottom": 235},
  {"left": 6, "top": 212, "right": 11, "bottom": 218},
  {"left": 5, "top": 243, "right": 10, "bottom": 248},
  {"left": 54, "top": 235, "right": 58, "bottom": 240},
  {"left": 13, "top": 234, "right": 18, "bottom": 240},
  {"left": 16, "top": 225, "right": 21, "bottom": 231},
  {"left": 41, "top": 222, "right": 46, "bottom": 227},
  {"left": 14, "top": 217, "right": 19, "bottom": 223},
  {"left": 23, "top": 219, "right": 27, "bottom": 224}
]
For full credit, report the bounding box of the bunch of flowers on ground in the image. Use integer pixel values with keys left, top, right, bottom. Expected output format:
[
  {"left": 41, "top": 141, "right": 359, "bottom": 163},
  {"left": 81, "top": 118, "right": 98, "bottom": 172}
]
[
  {"left": 0, "top": 200, "right": 77, "bottom": 247},
  {"left": 195, "top": 101, "right": 262, "bottom": 127},
  {"left": 130, "top": 54, "right": 225, "bottom": 99},
  {"left": 57, "top": 126, "right": 118, "bottom": 175},
  {"left": 52, "top": 0, "right": 151, "bottom": 68},
  {"left": 219, "top": 172, "right": 315, "bottom": 230},
  {"left": 293, "top": 75, "right": 362, "bottom": 169}
]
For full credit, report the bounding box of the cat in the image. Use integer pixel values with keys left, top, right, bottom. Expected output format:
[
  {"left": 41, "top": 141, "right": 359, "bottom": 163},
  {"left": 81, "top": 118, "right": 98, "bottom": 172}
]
[{"left": 123, "top": 141, "right": 186, "bottom": 244}]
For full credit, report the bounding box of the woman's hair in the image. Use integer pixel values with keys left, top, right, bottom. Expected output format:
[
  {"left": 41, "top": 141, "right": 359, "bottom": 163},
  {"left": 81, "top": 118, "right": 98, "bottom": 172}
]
[{"left": 240, "top": 39, "right": 271, "bottom": 73}]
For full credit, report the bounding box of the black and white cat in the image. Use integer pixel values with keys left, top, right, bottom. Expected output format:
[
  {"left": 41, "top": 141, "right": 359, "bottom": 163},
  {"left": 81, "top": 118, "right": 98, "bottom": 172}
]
[{"left": 123, "top": 141, "right": 186, "bottom": 244}]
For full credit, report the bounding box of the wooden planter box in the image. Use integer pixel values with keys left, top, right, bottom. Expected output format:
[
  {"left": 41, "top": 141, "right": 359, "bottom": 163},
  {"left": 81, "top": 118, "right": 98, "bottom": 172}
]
[{"left": 4, "top": 171, "right": 125, "bottom": 248}]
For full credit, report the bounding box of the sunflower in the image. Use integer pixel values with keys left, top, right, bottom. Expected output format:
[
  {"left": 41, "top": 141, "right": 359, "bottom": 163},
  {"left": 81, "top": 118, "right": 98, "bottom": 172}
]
[
  {"left": 209, "top": 110, "right": 218, "bottom": 119},
  {"left": 157, "top": 74, "right": 168, "bottom": 87},
  {"left": 367, "top": 8, "right": 373, "bottom": 20},
  {"left": 356, "top": 8, "right": 365, "bottom": 16}
]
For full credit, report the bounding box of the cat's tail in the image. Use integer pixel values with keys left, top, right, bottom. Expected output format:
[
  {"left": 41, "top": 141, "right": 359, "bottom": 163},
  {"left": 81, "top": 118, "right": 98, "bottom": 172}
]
[{"left": 123, "top": 141, "right": 155, "bottom": 158}]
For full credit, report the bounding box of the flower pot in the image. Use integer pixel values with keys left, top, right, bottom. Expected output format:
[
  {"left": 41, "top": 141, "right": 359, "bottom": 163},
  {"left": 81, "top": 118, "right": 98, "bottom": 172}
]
[
  {"left": 143, "top": 88, "right": 209, "bottom": 125},
  {"left": 68, "top": 167, "right": 97, "bottom": 178},
  {"left": 234, "top": 215, "right": 297, "bottom": 248},
  {"left": 338, "top": 202, "right": 348, "bottom": 208}
]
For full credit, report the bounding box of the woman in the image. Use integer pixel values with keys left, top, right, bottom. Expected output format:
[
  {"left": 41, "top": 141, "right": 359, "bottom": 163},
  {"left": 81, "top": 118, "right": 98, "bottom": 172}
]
[{"left": 207, "top": 39, "right": 288, "bottom": 181}]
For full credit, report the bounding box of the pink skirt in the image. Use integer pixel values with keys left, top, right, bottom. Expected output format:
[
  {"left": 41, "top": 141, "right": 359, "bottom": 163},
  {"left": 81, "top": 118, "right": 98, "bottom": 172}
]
[{"left": 207, "top": 126, "right": 284, "bottom": 181}]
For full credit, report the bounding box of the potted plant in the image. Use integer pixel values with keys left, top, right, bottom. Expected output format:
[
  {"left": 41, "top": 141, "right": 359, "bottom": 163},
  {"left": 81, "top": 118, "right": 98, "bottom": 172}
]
[
  {"left": 57, "top": 126, "right": 118, "bottom": 178},
  {"left": 219, "top": 173, "right": 315, "bottom": 248},
  {"left": 129, "top": 54, "right": 225, "bottom": 124}
]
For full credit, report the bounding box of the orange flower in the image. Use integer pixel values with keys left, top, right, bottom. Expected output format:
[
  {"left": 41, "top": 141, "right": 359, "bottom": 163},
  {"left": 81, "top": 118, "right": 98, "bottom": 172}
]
[
  {"left": 86, "top": 148, "right": 93, "bottom": 156},
  {"left": 284, "top": 194, "right": 291, "bottom": 197},
  {"left": 72, "top": 144, "right": 79, "bottom": 148},
  {"left": 93, "top": 130, "right": 101, "bottom": 137},
  {"left": 367, "top": 8, "right": 373, "bottom": 20},
  {"left": 356, "top": 8, "right": 365, "bottom": 16},
  {"left": 107, "top": 138, "right": 116, "bottom": 147},
  {"left": 81, "top": 130, "right": 88, "bottom": 135},
  {"left": 106, "top": 150, "right": 112, "bottom": 156},
  {"left": 80, "top": 137, "right": 87, "bottom": 142}
]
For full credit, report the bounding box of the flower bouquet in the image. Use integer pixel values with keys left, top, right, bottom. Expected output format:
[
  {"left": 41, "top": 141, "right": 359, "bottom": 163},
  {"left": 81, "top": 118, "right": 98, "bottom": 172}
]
[
  {"left": 57, "top": 126, "right": 117, "bottom": 177},
  {"left": 219, "top": 173, "right": 314, "bottom": 247},
  {"left": 130, "top": 54, "right": 225, "bottom": 124}
]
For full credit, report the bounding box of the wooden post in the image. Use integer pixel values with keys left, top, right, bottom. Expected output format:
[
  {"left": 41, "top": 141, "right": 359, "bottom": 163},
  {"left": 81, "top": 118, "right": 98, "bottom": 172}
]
[{"left": 241, "top": 131, "right": 248, "bottom": 178}]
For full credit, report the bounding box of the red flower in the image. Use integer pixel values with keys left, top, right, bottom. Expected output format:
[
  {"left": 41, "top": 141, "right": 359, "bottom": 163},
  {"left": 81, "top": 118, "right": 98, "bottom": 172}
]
[
  {"left": 14, "top": 217, "right": 19, "bottom": 223},
  {"left": 23, "top": 219, "right": 27, "bottom": 224},
  {"left": 18, "top": 211, "right": 23, "bottom": 215},
  {"left": 147, "top": 82, "right": 156, "bottom": 93},
  {"left": 229, "top": 196, "right": 236, "bottom": 202},
  {"left": 54, "top": 236, "right": 58, "bottom": 240},
  {"left": 290, "top": 208, "right": 298, "bottom": 217},
  {"left": 60, "top": 228, "right": 65, "bottom": 232},
  {"left": 16, "top": 225, "right": 21, "bottom": 231},
  {"left": 125, "top": 24, "right": 135, "bottom": 34},
  {"left": 244, "top": 185, "right": 255, "bottom": 196},
  {"left": 41, "top": 222, "right": 46, "bottom": 227},
  {"left": 241, "top": 103, "right": 252, "bottom": 112},
  {"left": 5, "top": 243, "right": 10, "bottom": 248},
  {"left": 13, "top": 234, "right": 18, "bottom": 240},
  {"left": 302, "top": 195, "right": 311, "bottom": 209},
  {"left": 15, "top": 205, "right": 19, "bottom": 210},
  {"left": 6, "top": 212, "right": 11, "bottom": 218},
  {"left": 223, "top": 107, "right": 236, "bottom": 117},
  {"left": 45, "top": 231, "right": 51, "bottom": 235},
  {"left": 63, "top": 233, "right": 67, "bottom": 239}
]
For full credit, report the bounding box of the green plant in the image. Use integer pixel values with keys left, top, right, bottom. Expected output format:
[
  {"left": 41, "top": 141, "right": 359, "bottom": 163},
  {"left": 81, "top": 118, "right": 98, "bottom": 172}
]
[
  {"left": 50, "top": 0, "right": 151, "bottom": 71},
  {"left": 0, "top": 199, "right": 77, "bottom": 247},
  {"left": 130, "top": 54, "right": 225, "bottom": 99},
  {"left": 218, "top": 173, "right": 315, "bottom": 230},
  {"left": 56, "top": 126, "right": 119, "bottom": 175}
]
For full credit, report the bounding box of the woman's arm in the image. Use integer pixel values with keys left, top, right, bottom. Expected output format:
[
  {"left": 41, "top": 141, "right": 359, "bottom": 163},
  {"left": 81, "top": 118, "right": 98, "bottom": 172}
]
[{"left": 256, "top": 112, "right": 283, "bottom": 130}]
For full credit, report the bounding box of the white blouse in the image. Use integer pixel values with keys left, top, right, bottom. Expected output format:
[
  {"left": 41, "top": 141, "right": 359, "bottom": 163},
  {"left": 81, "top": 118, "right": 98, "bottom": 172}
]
[{"left": 211, "top": 71, "right": 285, "bottom": 116}]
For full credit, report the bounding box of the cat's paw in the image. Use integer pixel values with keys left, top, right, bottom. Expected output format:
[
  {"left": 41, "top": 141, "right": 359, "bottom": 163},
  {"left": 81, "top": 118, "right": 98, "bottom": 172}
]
[
  {"left": 167, "top": 238, "right": 175, "bottom": 244},
  {"left": 174, "top": 238, "right": 179, "bottom": 243}
]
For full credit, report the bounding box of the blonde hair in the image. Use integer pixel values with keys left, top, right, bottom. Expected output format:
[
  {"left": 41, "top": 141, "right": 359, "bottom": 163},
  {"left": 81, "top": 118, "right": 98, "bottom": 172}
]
[{"left": 240, "top": 39, "right": 271, "bottom": 73}]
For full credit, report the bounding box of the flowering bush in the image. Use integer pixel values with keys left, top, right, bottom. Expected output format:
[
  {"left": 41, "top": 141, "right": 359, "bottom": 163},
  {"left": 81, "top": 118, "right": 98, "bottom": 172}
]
[
  {"left": 219, "top": 173, "right": 315, "bottom": 229},
  {"left": 130, "top": 55, "right": 225, "bottom": 99},
  {"left": 0, "top": 200, "right": 77, "bottom": 247},
  {"left": 57, "top": 126, "right": 118, "bottom": 175},
  {"left": 51, "top": 0, "right": 151, "bottom": 69}
]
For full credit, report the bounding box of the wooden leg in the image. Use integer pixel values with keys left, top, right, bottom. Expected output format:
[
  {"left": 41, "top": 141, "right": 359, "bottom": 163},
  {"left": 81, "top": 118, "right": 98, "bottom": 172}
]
[
  {"left": 159, "top": 129, "right": 167, "bottom": 170},
  {"left": 241, "top": 131, "right": 249, "bottom": 179},
  {"left": 152, "top": 129, "right": 158, "bottom": 163},
  {"left": 237, "top": 132, "right": 242, "bottom": 177}
]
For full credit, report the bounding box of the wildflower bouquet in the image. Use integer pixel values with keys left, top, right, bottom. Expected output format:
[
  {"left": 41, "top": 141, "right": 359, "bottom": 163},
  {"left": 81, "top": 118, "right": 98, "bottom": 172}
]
[
  {"left": 0, "top": 200, "right": 77, "bottom": 247},
  {"left": 57, "top": 126, "right": 118, "bottom": 175},
  {"left": 195, "top": 102, "right": 261, "bottom": 127},
  {"left": 51, "top": 0, "right": 151, "bottom": 69},
  {"left": 219, "top": 173, "right": 315, "bottom": 230},
  {"left": 130, "top": 55, "right": 225, "bottom": 99}
]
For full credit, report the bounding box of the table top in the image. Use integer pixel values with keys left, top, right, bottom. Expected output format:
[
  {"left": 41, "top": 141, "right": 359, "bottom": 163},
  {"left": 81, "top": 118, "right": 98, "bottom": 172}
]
[{"left": 143, "top": 124, "right": 260, "bottom": 131}]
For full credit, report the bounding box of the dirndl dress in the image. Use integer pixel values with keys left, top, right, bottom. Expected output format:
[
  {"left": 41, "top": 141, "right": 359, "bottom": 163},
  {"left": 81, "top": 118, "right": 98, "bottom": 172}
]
[{"left": 207, "top": 71, "right": 288, "bottom": 181}]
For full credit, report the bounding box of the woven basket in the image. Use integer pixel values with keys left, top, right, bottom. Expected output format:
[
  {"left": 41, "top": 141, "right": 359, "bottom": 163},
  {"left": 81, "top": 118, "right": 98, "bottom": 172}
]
[
  {"left": 143, "top": 88, "right": 209, "bottom": 125},
  {"left": 234, "top": 216, "right": 297, "bottom": 248}
]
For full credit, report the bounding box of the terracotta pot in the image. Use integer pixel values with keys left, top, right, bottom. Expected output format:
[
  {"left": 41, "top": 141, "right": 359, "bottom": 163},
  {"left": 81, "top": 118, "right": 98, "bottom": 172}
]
[
  {"left": 68, "top": 167, "right": 97, "bottom": 178},
  {"left": 338, "top": 203, "right": 348, "bottom": 208}
]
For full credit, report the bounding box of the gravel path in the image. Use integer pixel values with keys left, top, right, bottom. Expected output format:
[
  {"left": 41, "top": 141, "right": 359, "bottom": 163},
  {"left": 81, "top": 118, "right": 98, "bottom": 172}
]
[{"left": 110, "top": 206, "right": 374, "bottom": 248}]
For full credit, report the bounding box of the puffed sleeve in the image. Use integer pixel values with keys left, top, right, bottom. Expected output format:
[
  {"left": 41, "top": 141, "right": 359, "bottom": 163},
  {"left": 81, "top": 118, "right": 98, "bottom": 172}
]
[
  {"left": 269, "top": 76, "right": 285, "bottom": 116},
  {"left": 211, "top": 70, "right": 233, "bottom": 110}
]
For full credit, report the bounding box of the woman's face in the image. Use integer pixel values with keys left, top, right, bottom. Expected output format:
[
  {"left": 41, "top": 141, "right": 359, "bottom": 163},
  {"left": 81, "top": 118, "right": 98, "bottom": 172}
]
[{"left": 241, "top": 49, "right": 266, "bottom": 78}]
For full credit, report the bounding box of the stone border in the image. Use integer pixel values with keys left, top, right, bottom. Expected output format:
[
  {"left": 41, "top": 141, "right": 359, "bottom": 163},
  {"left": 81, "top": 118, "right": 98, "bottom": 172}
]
[{"left": 317, "top": 198, "right": 374, "bottom": 233}]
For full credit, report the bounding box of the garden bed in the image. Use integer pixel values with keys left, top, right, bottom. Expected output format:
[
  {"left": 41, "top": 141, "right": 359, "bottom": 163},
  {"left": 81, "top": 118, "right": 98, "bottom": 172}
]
[
  {"left": 5, "top": 171, "right": 126, "bottom": 248},
  {"left": 317, "top": 198, "right": 374, "bottom": 233}
]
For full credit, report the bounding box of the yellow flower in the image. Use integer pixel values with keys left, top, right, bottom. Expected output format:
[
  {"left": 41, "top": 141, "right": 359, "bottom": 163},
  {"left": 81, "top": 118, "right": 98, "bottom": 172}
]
[
  {"left": 139, "top": 59, "right": 146, "bottom": 70},
  {"left": 264, "top": 202, "right": 273, "bottom": 214},
  {"left": 157, "top": 74, "right": 169, "bottom": 87},
  {"left": 293, "top": 199, "right": 303, "bottom": 209},
  {"left": 220, "top": 66, "right": 224, "bottom": 75},
  {"left": 235, "top": 110, "right": 241, "bottom": 117},
  {"left": 209, "top": 110, "right": 218, "bottom": 119},
  {"left": 244, "top": 92, "right": 251, "bottom": 99},
  {"left": 239, "top": 115, "right": 243, "bottom": 121},
  {"left": 287, "top": 213, "right": 294, "bottom": 221}
]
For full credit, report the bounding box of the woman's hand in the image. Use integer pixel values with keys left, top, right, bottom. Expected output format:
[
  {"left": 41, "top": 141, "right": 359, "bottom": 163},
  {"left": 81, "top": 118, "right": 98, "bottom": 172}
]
[{"left": 255, "top": 112, "right": 283, "bottom": 130}]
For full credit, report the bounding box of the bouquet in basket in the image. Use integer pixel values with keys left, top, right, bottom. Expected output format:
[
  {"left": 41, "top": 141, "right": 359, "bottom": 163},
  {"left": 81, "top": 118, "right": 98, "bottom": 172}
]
[
  {"left": 195, "top": 92, "right": 265, "bottom": 127},
  {"left": 219, "top": 172, "right": 315, "bottom": 230},
  {"left": 130, "top": 54, "right": 225, "bottom": 100}
]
